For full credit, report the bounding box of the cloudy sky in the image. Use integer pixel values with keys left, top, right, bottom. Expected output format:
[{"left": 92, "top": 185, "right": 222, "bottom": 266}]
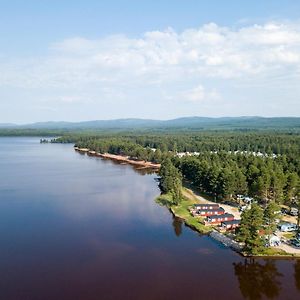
[{"left": 1, "top": 0, "right": 300, "bottom": 123}]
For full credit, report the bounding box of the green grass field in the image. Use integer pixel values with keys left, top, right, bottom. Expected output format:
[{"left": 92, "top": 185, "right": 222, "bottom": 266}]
[{"left": 156, "top": 191, "right": 212, "bottom": 234}]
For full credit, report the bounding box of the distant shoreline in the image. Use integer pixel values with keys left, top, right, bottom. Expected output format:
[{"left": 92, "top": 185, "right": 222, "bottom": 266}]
[{"left": 74, "top": 147, "right": 161, "bottom": 170}]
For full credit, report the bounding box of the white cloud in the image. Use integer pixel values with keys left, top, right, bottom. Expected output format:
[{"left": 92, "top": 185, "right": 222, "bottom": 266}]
[
  {"left": 182, "top": 85, "right": 221, "bottom": 103},
  {"left": 1, "top": 21, "right": 300, "bottom": 119},
  {"left": 58, "top": 95, "right": 85, "bottom": 103},
  {"left": 2, "top": 21, "right": 300, "bottom": 88},
  {"left": 185, "top": 85, "right": 205, "bottom": 102}
]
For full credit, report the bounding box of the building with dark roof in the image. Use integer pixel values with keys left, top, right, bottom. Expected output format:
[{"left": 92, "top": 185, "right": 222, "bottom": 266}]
[
  {"left": 205, "top": 213, "right": 234, "bottom": 225},
  {"left": 190, "top": 203, "right": 219, "bottom": 214},
  {"left": 194, "top": 207, "right": 225, "bottom": 217},
  {"left": 221, "top": 220, "right": 240, "bottom": 230}
]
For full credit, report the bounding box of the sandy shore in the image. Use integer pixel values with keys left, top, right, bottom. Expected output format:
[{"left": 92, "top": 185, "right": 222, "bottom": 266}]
[{"left": 75, "top": 148, "right": 161, "bottom": 170}]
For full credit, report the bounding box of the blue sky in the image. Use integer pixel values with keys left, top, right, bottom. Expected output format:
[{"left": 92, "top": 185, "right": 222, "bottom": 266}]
[{"left": 1, "top": 0, "right": 300, "bottom": 123}]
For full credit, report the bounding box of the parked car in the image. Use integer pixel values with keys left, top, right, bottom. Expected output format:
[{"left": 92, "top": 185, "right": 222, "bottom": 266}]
[
  {"left": 290, "top": 239, "right": 300, "bottom": 248},
  {"left": 239, "top": 205, "right": 250, "bottom": 212},
  {"left": 290, "top": 207, "right": 299, "bottom": 216},
  {"left": 278, "top": 223, "right": 298, "bottom": 232}
]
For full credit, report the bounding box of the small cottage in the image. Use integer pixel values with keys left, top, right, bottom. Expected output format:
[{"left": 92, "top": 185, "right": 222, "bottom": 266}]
[
  {"left": 190, "top": 203, "right": 219, "bottom": 213},
  {"left": 205, "top": 213, "right": 234, "bottom": 225},
  {"left": 221, "top": 220, "right": 240, "bottom": 230},
  {"left": 195, "top": 208, "right": 225, "bottom": 217}
]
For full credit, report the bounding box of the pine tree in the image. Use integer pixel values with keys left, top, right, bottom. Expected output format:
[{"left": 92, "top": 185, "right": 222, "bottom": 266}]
[
  {"left": 159, "top": 158, "right": 183, "bottom": 205},
  {"left": 237, "top": 204, "right": 264, "bottom": 255},
  {"left": 264, "top": 202, "right": 281, "bottom": 235},
  {"left": 285, "top": 172, "right": 299, "bottom": 206}
]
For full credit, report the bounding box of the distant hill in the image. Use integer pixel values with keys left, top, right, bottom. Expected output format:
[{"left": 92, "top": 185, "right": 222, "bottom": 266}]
[
  {"left": 0, "top": 123, "right": 17, "bottom": 128},
  {"left": 2, "top": 117, "right": 300, "bottom": 131}
]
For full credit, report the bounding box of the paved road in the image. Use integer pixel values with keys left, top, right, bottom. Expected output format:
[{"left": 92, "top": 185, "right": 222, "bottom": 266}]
[
  {"left": 276, "top": 243, "right": 300, "bottom": 255},
  {"left": 274, "top": 230, "right": 300, "bottom": 255}
]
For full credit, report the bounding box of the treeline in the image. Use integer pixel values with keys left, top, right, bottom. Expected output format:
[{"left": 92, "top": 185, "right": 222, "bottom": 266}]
[
  {"left": 174, "top": 152, "right": 299, "bottom": 206},
  {"left": 54, "top": 130, "right": 300, "bottom": 158},
  {"left": 52, "top": 130, "right": 299, "bottom": 206},
  {"left": 75, "top": 138, "right": 170, "bottom": 163},
  {"left": 0, "top": 129, "right": 66, "bottom": 136}
]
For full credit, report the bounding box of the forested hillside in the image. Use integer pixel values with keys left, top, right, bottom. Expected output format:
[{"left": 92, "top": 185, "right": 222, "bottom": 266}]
[
  {"left": 52, "top": 130, "right": 300, "bottom": 207},
  {"left": 1, "top": 116, "right": 300, "bottom": 131}
]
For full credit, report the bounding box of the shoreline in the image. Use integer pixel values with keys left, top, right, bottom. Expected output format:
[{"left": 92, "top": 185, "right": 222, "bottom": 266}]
[
  {"left": 74, "top": 147, "right": 161, "bottom": 170},
  {"left": 157, "top": 189, "right": 300, "bottom": 258},
  {"left": 75, "top": 146, "right": 300, "bottom": 258}
]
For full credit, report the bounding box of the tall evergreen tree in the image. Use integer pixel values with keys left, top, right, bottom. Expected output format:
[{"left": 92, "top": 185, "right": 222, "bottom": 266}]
[
  {"left": 159, "top": 158, "right": 182, "bottom": 205},
  {"left": 264, "top": 202, "right": 281, "bottom": 235},
  {"left": 237, "top": 204, "right": 264, "bottom": 255}
]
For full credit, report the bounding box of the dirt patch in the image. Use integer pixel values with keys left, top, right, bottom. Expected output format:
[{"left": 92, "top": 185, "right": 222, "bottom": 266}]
[
  {"left": 282, "top": 214, "right": 298, "bottom": 224},
  {"left": 275, "top": 243, "right": 300, "bottom": 255},
  {"left": 182, "top": 188, "right": 241, "bottom": 219}
]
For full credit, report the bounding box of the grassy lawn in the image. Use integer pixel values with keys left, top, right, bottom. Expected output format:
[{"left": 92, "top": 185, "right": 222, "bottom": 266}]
[
  {"left": 259, "top": 248, "right": 288, "bottom": 256},
  {"left": 156, "top": 190, "right": 212, "bottom": 234},
  {"left": 156, "top": 190, "right": 292, "bottom": 256},
  {"left": 282, "top": 232, "right": 295, "bottom": 239},
  {"left": 155, "top": 193, "right": 174, "bottom": 207}
]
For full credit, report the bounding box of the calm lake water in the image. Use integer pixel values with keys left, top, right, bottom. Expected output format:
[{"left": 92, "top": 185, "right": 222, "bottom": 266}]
[{"left": 0, "top": 137, "right": 300, "bottom": 300}]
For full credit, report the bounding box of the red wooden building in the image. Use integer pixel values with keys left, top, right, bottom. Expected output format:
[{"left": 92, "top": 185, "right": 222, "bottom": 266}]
[
  {"left": 205, "top": 213, "right": 234, "bottom": 225},
  {"left": 190, "top": 203, "right": 219, "bottom": 213},
  {"left": 195, "top": 208, "right": 225, "bottom": 217},
  {"left": 221, "top": 220, "right": 240, "bottom": 230}
]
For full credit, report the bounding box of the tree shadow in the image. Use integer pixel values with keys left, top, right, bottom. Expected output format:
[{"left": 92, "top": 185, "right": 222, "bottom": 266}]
[
  {"left": 233, "top": 259, "right": 282, "bottom": 299},
  {"left": 172, "top": 216, "right": 183, "bottom": 237},
  {"left": 295, "top": 259, "right": 300, "bottom": 291}
]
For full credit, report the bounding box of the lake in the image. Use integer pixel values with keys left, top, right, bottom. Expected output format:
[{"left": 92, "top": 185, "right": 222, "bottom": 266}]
[{"left": 0, "top": 137, "right": 300, "bottom": 300}]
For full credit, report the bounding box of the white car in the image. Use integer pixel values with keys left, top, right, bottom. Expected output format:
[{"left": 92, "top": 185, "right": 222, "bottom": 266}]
[{"left": 279, "top": 223, "right": 298, "bottom": 232}]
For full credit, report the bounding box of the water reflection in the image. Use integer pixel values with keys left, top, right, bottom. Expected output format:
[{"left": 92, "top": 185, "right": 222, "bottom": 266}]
[
  {"left": 2, "top": 138, "right": 300, "bottom": 300},
  {"left": 172, "top": 216, "right": 182, "bottom": 237},
  {"left": 85, "top": 154, "right": 158, "bottom": 176},
  {"left": 295, "top": 260, "right": 300, "bottom": 291},
  {"left": 233, "top": 259, "right": 282, "bottom": 299}
]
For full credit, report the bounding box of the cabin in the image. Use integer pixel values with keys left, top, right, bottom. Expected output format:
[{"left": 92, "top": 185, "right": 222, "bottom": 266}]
[
  {"left": 194, "top": 208, "right": 225, "bottom": 217},
  {"left": 221, "top": 220, "right": 240, "bottom": 230},
  {"left": 193, "top": 203, "right": 219, "bottom": 209},
  {"left": 190, "top": 203, "right": 219, "bottom": 213},
  {"left": 205, "top": 213, "right": 234, "bottom": 225}
]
